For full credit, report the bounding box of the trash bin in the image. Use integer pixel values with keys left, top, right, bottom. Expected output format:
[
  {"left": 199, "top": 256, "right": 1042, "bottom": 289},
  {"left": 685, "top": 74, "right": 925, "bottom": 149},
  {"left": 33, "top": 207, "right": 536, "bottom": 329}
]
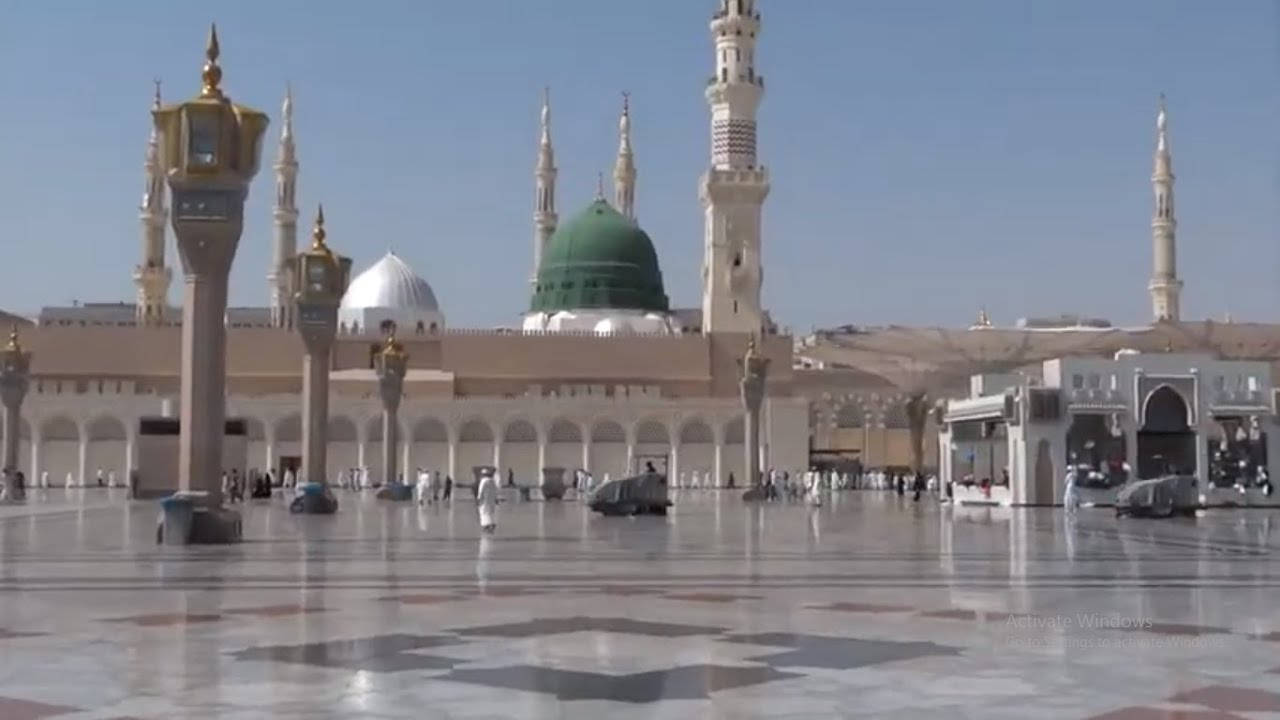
[{"left": 158, "top": 493, "right": 198, "bottom": 545}]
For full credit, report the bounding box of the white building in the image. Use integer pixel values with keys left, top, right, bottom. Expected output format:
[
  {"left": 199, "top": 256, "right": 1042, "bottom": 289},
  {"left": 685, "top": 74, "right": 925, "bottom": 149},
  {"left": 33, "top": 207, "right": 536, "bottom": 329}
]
[{"left": 939, "top": 351, "right": 1277, "bottom": 507}]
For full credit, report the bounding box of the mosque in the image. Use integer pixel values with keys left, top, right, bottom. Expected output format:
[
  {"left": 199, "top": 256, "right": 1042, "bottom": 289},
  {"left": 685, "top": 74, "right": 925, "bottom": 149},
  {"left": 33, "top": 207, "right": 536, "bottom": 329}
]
[
  {"left": 4, "top": 1, "right": 1279, "bottom": 499},
  {"left": 4, "top": 0, "right": 811, "bottom": 489}
]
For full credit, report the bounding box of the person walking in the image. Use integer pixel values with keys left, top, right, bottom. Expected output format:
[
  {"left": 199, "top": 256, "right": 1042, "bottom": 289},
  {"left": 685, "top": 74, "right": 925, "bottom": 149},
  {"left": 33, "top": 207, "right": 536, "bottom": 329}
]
[{"left": 477, "top": 468, "right": 498, "bottom": 533}]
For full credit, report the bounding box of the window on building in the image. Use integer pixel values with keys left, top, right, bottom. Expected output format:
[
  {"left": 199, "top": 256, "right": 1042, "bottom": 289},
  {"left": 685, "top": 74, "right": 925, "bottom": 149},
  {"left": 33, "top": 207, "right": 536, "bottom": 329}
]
[
  {"left": 1248, "top": 376, "right": 1259, "bottom": 392},
  {"left": 1088, "top": 373, "right": 1101, "bottom": 389},
  {"left": 1213, "top": 375, "right": 1225, "bottom": 392},
  {"left": 1071, "top": 374, "right": 1084, "bottom": 390},
  {"left": 1110, "top": 374, "right": 1118, "bottom": 391}
]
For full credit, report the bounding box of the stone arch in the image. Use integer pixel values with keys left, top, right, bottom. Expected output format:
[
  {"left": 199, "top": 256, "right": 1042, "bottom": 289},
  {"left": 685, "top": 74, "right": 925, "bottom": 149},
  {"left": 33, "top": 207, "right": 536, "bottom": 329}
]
[
  {"left": 547, "top": 418, "right": 583, "bottom": 444},
  {"left": 677, "top": 418, "right": 715, "bottom": 487},
  {"left": 678, "top": 418, "right": 714, "bottom": 445},
  {"left": 85, "top": 415, "right": 127, "bottom": 486},
  {"left": 546, "top": 418, "right": 584, "bottom": 473},
  {"left": 39, "top": 416, "right": 80, "bottom": 486},
  {"left": 633, "top": 419, "right": 671, "bottom": 475},
  {"left": 86, "top": 415, "right": 127, "bottom": 440},
  {"left": 327, "top": 416, "right": 359, "bottom": 479},
  {"left": 724, "top": 416, "right": 745, "bottom": 445},
  {"left": 502, "top": 418, "right": 539, "bottom": 443},
  {"left": 501, "top": 418, "right": 539, "bottom": 483},
  {"left": 457, "top": 417, "right": 496, "bottom": 481},
  {"left": 458, "top": 418, "right": 495, "bottom": 443},
  {"left": 1137, "top": 385, "right": 1196, "bottom": 478},
  {"left": 409, "top": 417, "right": 449, "bottom": 476},
  {"left": 1141, "top": 385, "right": 1192, "bottom": 431},
  {"left": 634, "top": 419, "right": 670, "bottom": 445},
  {"left": 590, "top": 419, "right": 626, "bottom": 443},
  {"left": 412, "top": 417, "right": 449, "bottom": 443},
  {"left": 589, "top": 419, "right": 627, "bottom": 479},
  {"left": 40, "top": 416, "right": 79, "bottom": 441}
]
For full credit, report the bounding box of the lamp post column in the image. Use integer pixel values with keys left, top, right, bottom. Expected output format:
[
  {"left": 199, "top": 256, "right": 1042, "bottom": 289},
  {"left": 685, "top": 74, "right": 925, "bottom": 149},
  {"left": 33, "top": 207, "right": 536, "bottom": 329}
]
[
  {"left": 375, "top": 333, "right": 408, "bottom": 486},
  {"left": 0, "top": 327, "right": 31, "bottom": 500},
  {"left": 738, "top": 336, "right": 770, "bottom": 487},
  {"left": 153, "top": 25, "right": 269, "bottom": 514},
  {"left": 294, "top": 207, "right": 353, "bottom": 494}
]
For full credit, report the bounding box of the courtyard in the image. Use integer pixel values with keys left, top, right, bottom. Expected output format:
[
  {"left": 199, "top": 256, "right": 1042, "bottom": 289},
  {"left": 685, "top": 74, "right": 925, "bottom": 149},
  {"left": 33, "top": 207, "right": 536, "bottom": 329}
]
[{"left": 1, "top": 490, "right": 1279, "bottom": 718}]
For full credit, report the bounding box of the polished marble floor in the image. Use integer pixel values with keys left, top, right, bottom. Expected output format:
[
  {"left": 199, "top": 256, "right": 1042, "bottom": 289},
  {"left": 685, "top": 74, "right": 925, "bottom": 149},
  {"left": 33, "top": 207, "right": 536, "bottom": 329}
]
[{"left": 1, "top": 488, "right": 1280, "bottom": 719}]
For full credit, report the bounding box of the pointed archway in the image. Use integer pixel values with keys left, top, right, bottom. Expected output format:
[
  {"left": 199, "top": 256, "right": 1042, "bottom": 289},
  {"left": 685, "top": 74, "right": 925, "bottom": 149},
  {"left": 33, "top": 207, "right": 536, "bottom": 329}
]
[{"left": 1137, "top": 386, "right": 1196, "bottom": 479}]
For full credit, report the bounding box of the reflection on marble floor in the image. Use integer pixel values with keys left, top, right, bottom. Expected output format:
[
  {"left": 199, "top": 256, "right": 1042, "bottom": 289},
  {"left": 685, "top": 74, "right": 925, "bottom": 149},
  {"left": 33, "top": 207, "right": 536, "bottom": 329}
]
[{"left": 1, "top": 489, "right": 1279, "bottom": 718}]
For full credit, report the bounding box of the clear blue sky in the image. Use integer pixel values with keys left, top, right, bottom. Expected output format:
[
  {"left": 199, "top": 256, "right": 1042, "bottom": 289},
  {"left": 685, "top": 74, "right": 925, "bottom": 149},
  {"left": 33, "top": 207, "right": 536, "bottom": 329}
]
[{"left": 0, "top": 0, "right": 1276, "bottom": 330}]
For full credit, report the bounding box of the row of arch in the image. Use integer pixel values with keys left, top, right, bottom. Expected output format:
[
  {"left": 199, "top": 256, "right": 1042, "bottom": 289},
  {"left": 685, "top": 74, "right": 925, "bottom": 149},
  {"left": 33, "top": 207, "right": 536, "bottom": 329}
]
[
  {"left": 243, "top": 415, "right": 743, "bottom": 446},
  {"left": 3, "top": 413, "right": 751, "bottom": 486}
]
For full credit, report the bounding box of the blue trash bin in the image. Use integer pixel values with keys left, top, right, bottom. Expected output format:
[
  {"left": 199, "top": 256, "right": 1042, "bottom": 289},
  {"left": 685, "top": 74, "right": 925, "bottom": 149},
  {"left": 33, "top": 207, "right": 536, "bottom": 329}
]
[{"left": 159, "top": 494, "right": 196, "bottom": 545}]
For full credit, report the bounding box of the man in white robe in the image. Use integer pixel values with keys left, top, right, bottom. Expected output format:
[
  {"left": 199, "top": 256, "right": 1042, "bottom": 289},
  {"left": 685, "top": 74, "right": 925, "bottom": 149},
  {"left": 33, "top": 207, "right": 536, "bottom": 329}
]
[
  {"left": 65, "top": 472, "right": 75, "bottom": 489},
  {"left": 108, "top": 470, "right": 119, "bottom": 488},
  {"left": 1063, "top": 465, "right": 1080, "bottom": 514},
  {"left": 40, "top": 471, "right": 49, "bottom": 489},
  {"left": 283, "top": 467, "right": 296, "bottom": 489},
  {"left": 476, "top": 468, "right": 498, "bottom": 533}
]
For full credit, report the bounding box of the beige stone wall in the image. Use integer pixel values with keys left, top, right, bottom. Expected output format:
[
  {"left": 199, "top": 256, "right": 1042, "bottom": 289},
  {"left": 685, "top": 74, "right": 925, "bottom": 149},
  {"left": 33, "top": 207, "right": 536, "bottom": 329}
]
[{"left": 18, "top": 326, "right": 795, "bottom": 401}]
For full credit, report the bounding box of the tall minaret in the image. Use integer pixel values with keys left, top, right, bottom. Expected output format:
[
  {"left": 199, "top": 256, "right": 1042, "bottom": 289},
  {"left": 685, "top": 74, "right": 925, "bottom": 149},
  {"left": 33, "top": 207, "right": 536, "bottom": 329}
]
[
  {"left": 133, "top": 80, "right": 172, "bottom": 326},
  {"left": 700, "top": 0, "right": 770, "bottom": 335},
  {"left": 532, "top": 87, "right": 558, "bottom": 285},
  {"left": 269, "top": 85, "right": 300, "bottom": 329},
  {"left": 613, "top": 92, "right": 637, "bottom": 221},
  {"left": 1148, "top": 94, "right": 1182, "bottom": 322}
]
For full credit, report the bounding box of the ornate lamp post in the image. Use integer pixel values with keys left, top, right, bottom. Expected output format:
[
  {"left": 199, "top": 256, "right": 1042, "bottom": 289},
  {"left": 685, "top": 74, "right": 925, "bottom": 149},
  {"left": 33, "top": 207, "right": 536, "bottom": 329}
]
[
  {"left": 294, "top": 206, "right": 352, "bottom": 495},
  {"left": 374, "top": 330, "right": 408, "bottom": 487},
  {"left": 153, "top": 25, "right": 268, "bottom": 510},
  {"left": 738, "top": 336, "right": 770, "bottom": 487},
  {"left": 1, "top": 327, "right": 31, "bottom": 500}
]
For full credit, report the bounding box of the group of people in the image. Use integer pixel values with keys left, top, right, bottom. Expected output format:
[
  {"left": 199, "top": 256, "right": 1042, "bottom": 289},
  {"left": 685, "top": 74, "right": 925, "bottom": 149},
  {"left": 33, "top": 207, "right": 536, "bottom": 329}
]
[{"left": 413, "top": 469, "right": 455, "bottom": 504}]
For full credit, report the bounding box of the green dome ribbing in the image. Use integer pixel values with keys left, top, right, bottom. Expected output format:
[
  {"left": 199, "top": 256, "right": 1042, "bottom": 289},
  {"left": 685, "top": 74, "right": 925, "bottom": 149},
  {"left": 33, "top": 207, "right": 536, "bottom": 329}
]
[{"left": 530, "top": 200, "right": 669, "bottom": 314}]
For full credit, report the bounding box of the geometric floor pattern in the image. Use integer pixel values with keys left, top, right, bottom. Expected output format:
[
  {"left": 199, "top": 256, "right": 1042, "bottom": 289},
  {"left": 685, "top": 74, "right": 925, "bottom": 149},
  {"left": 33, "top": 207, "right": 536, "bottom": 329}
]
[{"left": 1, "top": 488, "right": 1279, "bottom": 718}]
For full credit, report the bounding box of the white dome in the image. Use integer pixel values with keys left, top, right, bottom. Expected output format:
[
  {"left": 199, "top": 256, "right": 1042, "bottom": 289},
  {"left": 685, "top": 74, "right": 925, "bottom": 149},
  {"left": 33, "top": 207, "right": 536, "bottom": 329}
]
[
  {"left": 340, "top": 252, "right": 439, "bottom": 312},
  {"left": 338, "top": 252, "right": 445, "bottom": 336}
]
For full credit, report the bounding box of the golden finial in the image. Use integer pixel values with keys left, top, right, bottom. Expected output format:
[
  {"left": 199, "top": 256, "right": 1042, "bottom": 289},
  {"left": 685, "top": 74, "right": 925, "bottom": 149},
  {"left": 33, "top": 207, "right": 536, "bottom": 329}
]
[
  {"left": 622, "top": 90, "right": 630, "bottom": 117},
  {"left": 311, "top": 204, "right": 328, "bottom": 249},
  {"left": 201, "top": 23, "right": 223, "bottom": 99},
  {"left": 152, "top": 78, "right": 162, "bottom": 110},
  {"left": 6, "top": 324, "right": 20, "bottom": 353}
]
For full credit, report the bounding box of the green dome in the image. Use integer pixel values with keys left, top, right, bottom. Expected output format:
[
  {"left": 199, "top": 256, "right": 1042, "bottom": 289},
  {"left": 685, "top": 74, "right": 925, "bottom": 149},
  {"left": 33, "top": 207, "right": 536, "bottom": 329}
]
[{"left": 530, "top": 200, "right": 669, "bottom": 314}]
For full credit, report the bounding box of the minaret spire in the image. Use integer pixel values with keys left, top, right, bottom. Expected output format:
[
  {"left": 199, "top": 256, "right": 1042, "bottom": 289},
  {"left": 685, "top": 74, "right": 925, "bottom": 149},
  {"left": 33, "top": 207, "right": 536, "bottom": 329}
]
[
  {"left": 700, "top": 0, "right": 770, "bottom": 335},
  {"left": 532, "top": 86, "right": 558, "bottom": 285},
  {"left": 613, "top": 91, "right": 637, "bottom": 220},
  {"left": 1148, "top": 93, "right": 1181, "bottom": 322},
  {"left": 133, "top": 80, "right": 172, "bottom": 326},
  {"left": 269, "top": 84, "right": 300, "bottom": 329}
]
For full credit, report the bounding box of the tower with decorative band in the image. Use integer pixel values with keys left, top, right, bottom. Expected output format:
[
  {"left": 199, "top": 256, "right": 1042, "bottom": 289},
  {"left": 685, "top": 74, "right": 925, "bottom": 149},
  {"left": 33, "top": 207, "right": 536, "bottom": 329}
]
[
  {"left": 133, "top": 81, "right": 172, "bottom": 326},
  {"left": 700, "top": 0, "right": 769, "bottom": 335},
  {"left": 1148, "top": 94, "right": 1181, "bottom": 322},
  {"left": 270, "top": 86, "right": 299, "bottom": 329},
  {"left": 613, "top": 92, "right": 636, "bottom": 221},
  {"left": 532, "top": 88, "right": 557, "bottom": 287}
]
